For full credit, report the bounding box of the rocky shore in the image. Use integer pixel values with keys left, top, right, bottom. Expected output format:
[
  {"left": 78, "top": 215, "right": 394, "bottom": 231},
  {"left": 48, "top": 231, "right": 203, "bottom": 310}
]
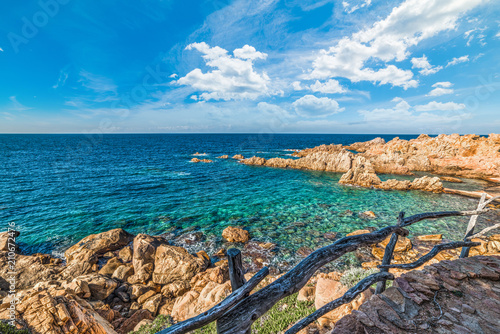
[
  {"left": 1, "top": 224, "right": 500, "bottom": 334},
  {"left": 241, "top": 134, "right": 500, "bottom": 196}
]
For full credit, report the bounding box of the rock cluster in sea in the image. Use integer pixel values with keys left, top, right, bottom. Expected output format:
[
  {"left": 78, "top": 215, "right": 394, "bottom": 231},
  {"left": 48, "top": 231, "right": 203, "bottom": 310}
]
[
  {"left": 241, "top": 133, "right": 500, "bottom": 192},
  {"left": 1, "top": 226, "right": 499, "bottom": 333}
]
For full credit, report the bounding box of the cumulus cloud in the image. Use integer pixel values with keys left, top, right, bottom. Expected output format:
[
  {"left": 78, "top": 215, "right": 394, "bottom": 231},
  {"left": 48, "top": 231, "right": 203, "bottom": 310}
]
[
  {"left": 309, "top": 79, "right": 347, "bottom": 94},
  {"left": 427, "top": 82, "right": 454, "bottom": 96},
  {"left": 446, "top": 55, "right": 470, "bottom": 67},
  {"left": 292, "top": 81, "right": 303, "bottom": 91},
  {"left": 177, "top": 42, "right": 271, "bottom": 101},
  {"left": 359, "top": 98, "right": 468, "bottom": 125},
  {"left": 292, "top": 95, "right": 344, "bottom": 117},
  {"left": 415, "top": 101, "right": 465, "bottom": 111},
  {"left": 411, "top": 55, "right": 442, "bottom": 76},
  {"left": 308, "top": 0, "right": 484, "bottom": 89}
]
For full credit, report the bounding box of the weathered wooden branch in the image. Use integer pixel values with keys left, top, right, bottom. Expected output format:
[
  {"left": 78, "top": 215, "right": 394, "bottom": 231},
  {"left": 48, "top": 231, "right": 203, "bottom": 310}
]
[
  {"left": 216, "top": 208, "right": 486, "bottom": 333},
  {"left": 400, "top": 209, "right": 489, "bottom": 227},
  {"left": 159, "top": 267, "right": 269, "bottom": 334},
  {"left": 467, "top": 223, "right": 500, "bottom": 240},
  {"left": 378, "top": 241, "right": 480, "bottom": 270},
  {"left": 483, "top": 195, "right": 500, "bottom": 207},
  {"left": 227, "top": 248, "right": 246, "bottom": 290},
  {"left": 285, "top": 272, "right": 394, "bottom": 334},
  {"left": 376, "top": 213, "right": 404, "bottom": 294},
  {"left": 461, "top": 194, "right": 487, "bottom": 258}
]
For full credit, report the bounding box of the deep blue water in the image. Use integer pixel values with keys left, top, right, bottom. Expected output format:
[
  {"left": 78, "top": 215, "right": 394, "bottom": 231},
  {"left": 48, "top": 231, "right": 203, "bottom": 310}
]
[{"left": 0, "top": 134, "right": 493, "bottom": 266}]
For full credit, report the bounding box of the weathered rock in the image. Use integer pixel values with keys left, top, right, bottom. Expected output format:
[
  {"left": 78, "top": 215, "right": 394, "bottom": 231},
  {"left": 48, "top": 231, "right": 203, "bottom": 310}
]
[
  {"left": 115, "top": 309, "right": 153, "bottom": 334},
  {"left": 346, "top": 229, "right": 371, "bottom": 237},
  {"left": 131, "top": 234, "right": 167, "bottom": 284},
  {"left": 171, "top": 290, "right": 200, "bottom": 322},
  {"left": 191, "top": 158, "right": 213, "bottom": 163},
  {"left": 0, "top": 230, "right": 19, "bottom": 251},
  {"left": 359, "top": 211, "right": 376, "bottom": 219},
  {"left": 142, "top": 294, "right": 162, "bottom": 316},
  {"left": 62, "top": 278, "right": 92, "bottom": 299},
  {"left": 112, "top": 264, "right": 134, "bottom": 281},
  {"left": 64, "top": 229, "right": 133, "bottom": 265},
  {"left": 409, "top": 176, "right": 443, "bottom": 193},
  {"left": 339, "top": 156, "right": 381, "bottom": 188},
  {"left": 118, "top": 246, "right": 133, "bottom": 262},
  {"left": 161, "top": 280, "right": 191, "bottom": 299},
  {"left": 0, "top": 252, "right": 59, "bottom": 290},
  {"left": 315, "top": 277, "right": 371, "bottom": 327},
  {"left": 331, "top": 256, "right": 500, "bottom": 334},
  {"left": 440, "top": 176, "right": 463, "bottom": 183},
  {"left": 232, "top": 154, "right": 245, "bottom": 160},
  {"left": 130, "top": 284, "right": 152, "bottom": 300},
  {"left": 152, "top": 245, "right": 209, "bottom": 285},
  {"left": 222, "top": 227, "right": 250, "bottom": 243},
  {"left": 217, "top": 155, "right": 229, "bottom": 159},
  {"left": 297, "top": 286, "right": 315, "bottom": 302},
  {"left": 379, "top": 235, "right": 412, "bottom": 253},
  {"left": 196, "top": 281, "right": 232, "bottom": 313},
  {"left": 190, "top": 264, "right": 229, "bottom": 292},
  {"left": 137, "top": 290, "right": 156, "bottom": 304},
  {"left": 99, "top": 257, "right": 122, "bottom": 276},
  {"left": 9, "top": 288, "right": 116, "bottom": 334},
  {"left": 76, "top": 274, "right": 118, "bottom": 300}
]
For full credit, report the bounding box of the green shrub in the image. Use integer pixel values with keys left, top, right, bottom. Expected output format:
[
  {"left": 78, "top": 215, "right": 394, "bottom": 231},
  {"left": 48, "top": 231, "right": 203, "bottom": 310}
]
[
  {"left": 339, "top": 267, "right": 378, "bottom": 289},
  {"left": 0, "top": 321, "right": 30, "bottom": 334},
  {"left": 130, "top": 315, "right": 171, "bottom": 334}
]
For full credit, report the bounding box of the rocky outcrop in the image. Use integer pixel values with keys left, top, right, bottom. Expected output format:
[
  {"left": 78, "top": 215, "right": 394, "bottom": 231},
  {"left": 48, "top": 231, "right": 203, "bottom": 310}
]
[
  {"left": 190, "top": 158, "right": 213, "bottom": 163},
  {"left": 222, "top": 226, "right": 250, "bottom": 243},
  {"left": 0, "top": 231, "right": 19, "bottom": 252},
  {"left": 331, "top": 256, "right": 500, "bottom": 334},
  {"left": 232, "top": 154, "right": 245, "bottom": 160},
  {"left": 64, "top": 229, "right": 133, "bottom": 265},
  {"left": 217, "top": 155, "right": 229, "bottom": 159},
  {"left": 0, "top": 252, "right": 60, "bottom": 290},
  {"left": 129, "top": 234, "right": 166, "bottom": 284},
  {"left": 152, "top": 245, "right": 209, "bottom": 285}
]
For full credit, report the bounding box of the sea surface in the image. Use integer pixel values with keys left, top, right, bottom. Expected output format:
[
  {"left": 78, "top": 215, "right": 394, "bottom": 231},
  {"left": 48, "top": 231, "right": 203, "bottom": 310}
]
[{"left": 0, "top": 134, "right": 495, "bottom": 268}]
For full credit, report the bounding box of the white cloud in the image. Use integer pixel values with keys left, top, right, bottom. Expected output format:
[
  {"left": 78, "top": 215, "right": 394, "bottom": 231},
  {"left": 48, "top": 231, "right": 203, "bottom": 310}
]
[
  {"left": 309, "top": 79, "right": 347, "bottom": 94},
  {"left": 359, "top": 98, "right": 469, "bottom": 126},
  {"left": 411, "top": 55, "right": 443, "bottom": 76},
  {"left": 308, "top": 0, "right": 485, "bottom": 89},
  {"left": 432, "top": 81, "right": 453, "bottom": 88},
  {"left": 0, "top": 47, "right": 3, "bottom": 52},
  {"left": 446, "top": 55, "right": 470, "bottom": 67},
  {"left": 233, "top": 45, "right": 267, "bottom": 60},
  {"left": 427, "top": 87, "right": 454, "bottom": 96},
  {"left": 292, "top": 95, "right": 344, "bottom": 117},
  {"left": 292, "top": 81, "right": 303, "bottom": 91},
  {"left": 343, "top": 0, "right": 372, "bottom": 13},
  {"left": 53, "top": 69, "right": 69, "bottom": 89},
  {"left": 9, "top": 96, "right": 32, "bottom": 112},
  {"left": 415, "top": 101, "right": 465, "bottom": 111},
  {"left": 177, "top": 42, "right": 271, "bottom": 101}
]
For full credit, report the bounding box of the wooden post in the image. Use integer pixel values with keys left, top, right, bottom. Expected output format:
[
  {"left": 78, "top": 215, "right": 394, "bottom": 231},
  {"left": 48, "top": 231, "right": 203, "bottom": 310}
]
[
  {"left": 227, "top": 248, "right": 246, "bottom": 290},
  {"left": 460, "top": 193, "right": 487, "bottom": 258}
]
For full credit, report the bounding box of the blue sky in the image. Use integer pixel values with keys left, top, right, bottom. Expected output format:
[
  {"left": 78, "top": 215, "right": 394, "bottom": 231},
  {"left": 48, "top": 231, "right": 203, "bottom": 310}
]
[{"left": 1, "top": 0, "right": 499, "bottom": 134}]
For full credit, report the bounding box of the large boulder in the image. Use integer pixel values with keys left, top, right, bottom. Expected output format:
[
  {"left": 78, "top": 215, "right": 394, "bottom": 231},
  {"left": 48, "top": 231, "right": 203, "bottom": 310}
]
[
  {"left": 315, "top": 276, "right": 372, "bottom": 327},
  {"left": 222, "top": 227, "right": 250, "bottom": 243},
  {"left": 130, "top": 234, "right": 167, "bottom": 284},
  {"left": 339, "top": 156, "right": 381, "bottom": 188},
  {"left": 0, "top": 252, "right": 59, "bottom": 290},
  {"left": 75, "top": 274, "right": 118, "bottom": 300},
  {"left": 171, "top": 290, "right": 200, "bottom": 322},
  {"left": 64, "top": 229, "right": 134, "bottom": 265},
  {"left": 152, "top": 245, "right": 209, "bottom": 285},
  {"left": 2, "top": 288, "right": 117, "bottom": 334}
]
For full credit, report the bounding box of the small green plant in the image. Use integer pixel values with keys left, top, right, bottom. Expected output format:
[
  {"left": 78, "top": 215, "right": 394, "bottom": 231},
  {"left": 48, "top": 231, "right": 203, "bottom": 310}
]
[
  {"left": 130, "top": 315, "right": 171, "bottom": 334},
  {"left": 340, "top": 267, "right": 378, "bottom": 289},
  {"left": 191, "top": 321, "right": 217, "bottom": 333},
  {"left": 0, "top": 322, "right": 30, "bottom": 334},
  {"left": 251, "top": 293, "right": 315, "bottom": 334}
]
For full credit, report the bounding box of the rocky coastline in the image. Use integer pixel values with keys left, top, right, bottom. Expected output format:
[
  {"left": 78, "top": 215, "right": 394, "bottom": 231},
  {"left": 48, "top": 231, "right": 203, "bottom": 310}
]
[
  {"left": 241, "top": 134, "right": 500, "bottom": 198},
  {"left": 1, "top": 223, "right": 500, "bottom": 334}
]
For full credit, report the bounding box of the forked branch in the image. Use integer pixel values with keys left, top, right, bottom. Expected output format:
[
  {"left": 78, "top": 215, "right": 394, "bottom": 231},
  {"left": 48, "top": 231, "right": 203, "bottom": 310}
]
[{"left": 378, "top": 241, "right": 480, "bottom": 270}]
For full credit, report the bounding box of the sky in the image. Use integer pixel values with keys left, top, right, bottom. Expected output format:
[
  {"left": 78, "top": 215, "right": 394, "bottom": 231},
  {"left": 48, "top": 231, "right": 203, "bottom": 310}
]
[{"left": 0, "top": 0, "right": 499, "bottom": 134}]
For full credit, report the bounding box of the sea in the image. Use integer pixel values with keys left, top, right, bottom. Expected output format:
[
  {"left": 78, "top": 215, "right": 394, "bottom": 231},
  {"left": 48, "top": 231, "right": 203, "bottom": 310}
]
[{"left": 0, "top": 134, "right": 495, "bottom": 268}]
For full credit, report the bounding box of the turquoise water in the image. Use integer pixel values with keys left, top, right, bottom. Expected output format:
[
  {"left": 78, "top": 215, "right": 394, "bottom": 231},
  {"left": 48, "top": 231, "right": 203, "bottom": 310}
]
[{"left": 0, "top": 134, "right": 495, "bottom": 267}]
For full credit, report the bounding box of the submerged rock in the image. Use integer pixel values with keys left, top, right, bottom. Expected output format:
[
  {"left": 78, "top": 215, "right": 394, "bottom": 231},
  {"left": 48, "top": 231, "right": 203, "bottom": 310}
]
[{"left": 222, "top": 226, "right": 250, "bottom": 243}]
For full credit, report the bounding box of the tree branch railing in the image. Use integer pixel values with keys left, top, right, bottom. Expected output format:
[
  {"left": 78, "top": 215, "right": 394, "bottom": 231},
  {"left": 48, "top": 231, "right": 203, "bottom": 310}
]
[{"left": 158, "top": 202, "right": 494, "bottom": 334}]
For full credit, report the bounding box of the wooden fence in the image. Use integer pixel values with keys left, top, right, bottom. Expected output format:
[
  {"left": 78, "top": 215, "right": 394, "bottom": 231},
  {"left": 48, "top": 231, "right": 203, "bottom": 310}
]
[{"left": 158, "top": 194, "right": 499, "bottom": 334}]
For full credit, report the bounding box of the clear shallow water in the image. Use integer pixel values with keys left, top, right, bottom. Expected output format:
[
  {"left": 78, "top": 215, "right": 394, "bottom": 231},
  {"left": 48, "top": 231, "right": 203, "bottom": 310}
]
[{"left": 0, "top": 134, "right": 495, "bottom": 265}]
